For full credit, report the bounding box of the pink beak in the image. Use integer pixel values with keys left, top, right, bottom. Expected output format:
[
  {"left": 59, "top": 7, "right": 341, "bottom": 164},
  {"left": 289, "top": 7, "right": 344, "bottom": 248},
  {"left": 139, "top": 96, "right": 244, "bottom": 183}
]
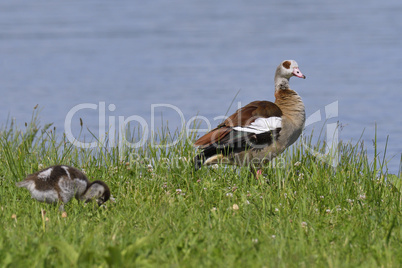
[{"left": 292, "top": 67, "right": 306, "bottom": 79}]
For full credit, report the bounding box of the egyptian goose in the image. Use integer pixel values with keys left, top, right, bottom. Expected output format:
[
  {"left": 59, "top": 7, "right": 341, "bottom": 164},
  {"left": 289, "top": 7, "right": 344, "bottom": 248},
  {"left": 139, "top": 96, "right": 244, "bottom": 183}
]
[
  {"left": 17, "top": 165, "right": 110, "bottom": 211},
  {"left": 194, "top": 60, "right": 306, "bottom": 175}
]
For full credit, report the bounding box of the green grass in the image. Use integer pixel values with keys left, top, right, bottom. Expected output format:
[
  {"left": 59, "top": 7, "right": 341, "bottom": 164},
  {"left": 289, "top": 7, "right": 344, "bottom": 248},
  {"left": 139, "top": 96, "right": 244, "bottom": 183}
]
[{"left": 0, "top": 110, "right": 401, "bottom": 267}]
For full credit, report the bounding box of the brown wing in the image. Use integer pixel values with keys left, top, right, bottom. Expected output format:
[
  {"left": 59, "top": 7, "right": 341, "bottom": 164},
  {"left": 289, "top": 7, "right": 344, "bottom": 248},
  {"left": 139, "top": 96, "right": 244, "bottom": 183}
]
[
  {"left": 194, "top": 101, "right": 282, "bottom": 147},
  {"left": 219, "top": 101, "right": 282, "bottom": 127},
  {"left": 193, "top": 126, "right": 232, "bottom": 148}
]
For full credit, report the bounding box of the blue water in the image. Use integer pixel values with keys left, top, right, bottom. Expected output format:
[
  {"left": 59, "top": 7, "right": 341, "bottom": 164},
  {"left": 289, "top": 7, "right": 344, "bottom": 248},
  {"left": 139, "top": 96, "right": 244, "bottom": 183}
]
[{"left": 0, "top": 0, "right": 401, "bottom": 174}]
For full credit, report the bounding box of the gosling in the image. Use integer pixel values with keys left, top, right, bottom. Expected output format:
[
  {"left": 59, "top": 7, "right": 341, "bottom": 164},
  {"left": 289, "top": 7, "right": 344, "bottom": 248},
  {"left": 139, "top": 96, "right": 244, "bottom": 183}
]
[{"left": 17, "top": 165, "right": 110, "bottom": 211}]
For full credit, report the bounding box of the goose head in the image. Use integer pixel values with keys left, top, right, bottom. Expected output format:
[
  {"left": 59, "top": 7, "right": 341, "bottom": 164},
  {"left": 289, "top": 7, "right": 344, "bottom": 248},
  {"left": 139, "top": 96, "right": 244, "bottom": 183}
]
[
  {"left": 82, "top": 180, "right": 111, "bottom": 206},
  {"left": 278, "top": 60, "right": 306, "bottom": 79},
  {"left": 275, "top": 60, "right": 306, "bottom": 90}
]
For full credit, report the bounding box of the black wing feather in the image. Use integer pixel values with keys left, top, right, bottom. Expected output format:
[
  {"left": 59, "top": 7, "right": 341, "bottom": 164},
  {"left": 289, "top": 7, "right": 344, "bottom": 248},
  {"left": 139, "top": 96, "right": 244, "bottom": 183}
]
[{"left": 194, "top": 128, "right": 281, "bottom": 170}]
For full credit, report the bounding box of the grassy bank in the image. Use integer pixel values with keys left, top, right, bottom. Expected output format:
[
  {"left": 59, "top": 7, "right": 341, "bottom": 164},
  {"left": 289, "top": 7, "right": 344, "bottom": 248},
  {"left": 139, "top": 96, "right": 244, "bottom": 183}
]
[{"left": 0, "top": 111, "right": 401, "bottom": 267}]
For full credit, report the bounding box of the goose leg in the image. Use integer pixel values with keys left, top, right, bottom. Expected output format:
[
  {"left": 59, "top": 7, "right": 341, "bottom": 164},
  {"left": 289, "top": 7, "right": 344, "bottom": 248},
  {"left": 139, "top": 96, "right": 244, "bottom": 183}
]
[{"left": 250, "top": 165, "right": 263, "bottom": 180}]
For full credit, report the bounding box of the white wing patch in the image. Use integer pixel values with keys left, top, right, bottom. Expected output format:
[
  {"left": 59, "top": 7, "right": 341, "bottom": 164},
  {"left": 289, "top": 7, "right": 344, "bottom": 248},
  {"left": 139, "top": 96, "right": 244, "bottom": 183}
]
[
  {"left": 61, "top": 166, "right": 71, "bottom": 179},
  {"left": 233, "top": 117, "right": 282, "bottom": 134},
  {"left": 38, "top": 168, "right": 53, "bottom": 180}
]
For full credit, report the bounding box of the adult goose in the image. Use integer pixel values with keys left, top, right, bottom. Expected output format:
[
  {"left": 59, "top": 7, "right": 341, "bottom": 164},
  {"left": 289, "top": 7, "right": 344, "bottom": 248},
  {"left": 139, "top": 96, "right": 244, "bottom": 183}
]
[
  {"left": 194, "top": 60, "right": 306, "bottom": 175},
  {"left": 17, "top": 165, "right": 111, "bottom": 211}
]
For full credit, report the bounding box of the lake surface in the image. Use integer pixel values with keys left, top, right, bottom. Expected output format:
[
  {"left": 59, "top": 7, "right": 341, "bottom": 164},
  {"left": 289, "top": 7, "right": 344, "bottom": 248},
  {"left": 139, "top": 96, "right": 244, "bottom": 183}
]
[{"left": 0, "top": 0, "right": 401, "bottom": 174}]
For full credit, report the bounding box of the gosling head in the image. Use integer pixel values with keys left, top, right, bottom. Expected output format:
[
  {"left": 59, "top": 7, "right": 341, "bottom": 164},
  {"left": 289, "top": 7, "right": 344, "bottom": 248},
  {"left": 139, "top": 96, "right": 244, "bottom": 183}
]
[{"left": 82, "top": 180, "right": 111, "bottom": 206}]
